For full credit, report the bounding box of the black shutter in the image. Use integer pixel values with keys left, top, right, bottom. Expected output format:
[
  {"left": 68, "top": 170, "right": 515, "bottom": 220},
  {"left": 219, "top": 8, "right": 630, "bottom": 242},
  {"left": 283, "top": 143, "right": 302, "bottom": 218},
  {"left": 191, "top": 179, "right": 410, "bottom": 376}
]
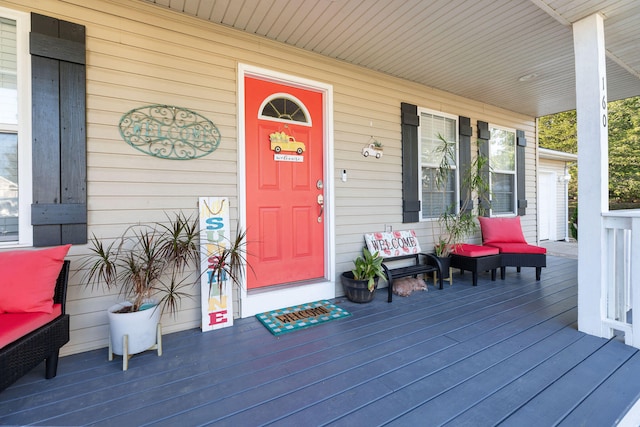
[
  {"left": 516, "top": 130, "right": 527, "bottom": 216},
  {"left": 30, "top": 13, "right": 87, "bottom": 246},
  {"left": 458, "top": 116, "right": 472, "bottom": 214},
  {"left": 401, "top": 103, "right": 420, "bottom": 223},
  {"left": 477, "top": 121, "right": 491, "bottom": 215}
]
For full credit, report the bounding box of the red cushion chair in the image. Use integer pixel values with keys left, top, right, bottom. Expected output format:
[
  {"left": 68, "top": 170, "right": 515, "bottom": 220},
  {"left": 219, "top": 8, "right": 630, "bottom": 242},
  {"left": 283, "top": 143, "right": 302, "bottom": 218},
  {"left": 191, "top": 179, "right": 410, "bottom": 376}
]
[
  {"left": 0, "top": 253, "right": 71, "bottom": 393},
  {"left": 478, "top": 217, "right": 547, "bottom": 280}
]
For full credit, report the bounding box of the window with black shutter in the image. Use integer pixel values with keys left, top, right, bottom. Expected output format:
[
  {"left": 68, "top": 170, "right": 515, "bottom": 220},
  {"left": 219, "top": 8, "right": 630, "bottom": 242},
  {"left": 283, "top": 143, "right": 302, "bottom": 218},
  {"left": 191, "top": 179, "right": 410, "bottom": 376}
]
[
  {"left": 482, "top": 123, "right": 527, "bottom": 217},
  {"left": 30, "top": 13, "right": 87, "bottom": 246},
  {"left": 402, "top": 107, "right": 527, "bottom": 221},
  {"left": 401, "top": 103, "right": 463, "bottom": 222}
]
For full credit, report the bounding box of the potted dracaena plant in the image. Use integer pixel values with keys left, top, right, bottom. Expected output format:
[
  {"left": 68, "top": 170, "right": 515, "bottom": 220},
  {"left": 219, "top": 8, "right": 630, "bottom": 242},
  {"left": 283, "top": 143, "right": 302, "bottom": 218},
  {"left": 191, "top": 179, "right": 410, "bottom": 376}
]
[
  {"left": 431, "top": 134, "right": 490, "bottom": 267},
  {"left": 80, "top": 213, "right": 249, "bottom": 362},
  {"left": 81, "top": 212, "right": 252, "bottom": 362},
  {"left": 340, "top": 248, "right": 387, "bottom": 303},
  {"left": 80, "top": 212, "right": 202, "bottom": 360}
]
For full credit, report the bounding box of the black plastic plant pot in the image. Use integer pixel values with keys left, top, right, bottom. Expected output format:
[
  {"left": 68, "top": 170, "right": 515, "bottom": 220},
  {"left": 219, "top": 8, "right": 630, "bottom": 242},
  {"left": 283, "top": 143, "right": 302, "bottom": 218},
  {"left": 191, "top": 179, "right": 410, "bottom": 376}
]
[{"left": 341, "top": 271, "right": 378, "bottom": 303}]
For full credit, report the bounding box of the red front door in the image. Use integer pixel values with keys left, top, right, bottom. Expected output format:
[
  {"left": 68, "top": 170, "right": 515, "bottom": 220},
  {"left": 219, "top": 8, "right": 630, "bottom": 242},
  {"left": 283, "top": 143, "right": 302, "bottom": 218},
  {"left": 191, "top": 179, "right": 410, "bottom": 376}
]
[{"left": 245, "top": 76, "right": 325, "bottom": 289}]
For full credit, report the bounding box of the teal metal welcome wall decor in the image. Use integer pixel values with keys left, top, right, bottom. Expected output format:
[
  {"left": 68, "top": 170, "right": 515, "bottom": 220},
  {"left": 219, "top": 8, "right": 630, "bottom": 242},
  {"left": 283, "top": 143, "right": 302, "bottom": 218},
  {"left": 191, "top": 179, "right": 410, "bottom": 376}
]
[{"left": 119, "top": 105, "right": 221, "bottom": 160}]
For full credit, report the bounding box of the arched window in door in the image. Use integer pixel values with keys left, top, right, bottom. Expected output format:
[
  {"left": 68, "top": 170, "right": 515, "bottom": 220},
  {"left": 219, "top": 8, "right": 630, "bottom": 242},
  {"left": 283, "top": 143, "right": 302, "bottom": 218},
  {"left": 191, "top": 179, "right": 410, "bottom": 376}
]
[{"left": 259, "top": 93, "right": 312, "bottom": 126}]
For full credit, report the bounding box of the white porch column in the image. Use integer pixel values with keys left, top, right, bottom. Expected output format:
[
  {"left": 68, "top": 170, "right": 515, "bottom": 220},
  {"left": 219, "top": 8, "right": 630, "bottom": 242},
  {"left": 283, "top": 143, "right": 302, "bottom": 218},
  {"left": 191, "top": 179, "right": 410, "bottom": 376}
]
[{"left": 573, "top": 14, "right": 609, "bottom": 337}]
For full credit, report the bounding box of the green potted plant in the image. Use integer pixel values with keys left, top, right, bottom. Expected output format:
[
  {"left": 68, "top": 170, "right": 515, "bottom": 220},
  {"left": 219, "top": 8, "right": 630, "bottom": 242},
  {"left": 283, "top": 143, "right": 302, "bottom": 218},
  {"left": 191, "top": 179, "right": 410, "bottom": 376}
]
[
  {"left": 432, "top": 134, "right": 490, "bottom": 260},
  {"left": 80, "top": 212, "right": 201, "bottom": 359},
  {"left": 340, "top": 248, "right": 387, "bottom": 303}
]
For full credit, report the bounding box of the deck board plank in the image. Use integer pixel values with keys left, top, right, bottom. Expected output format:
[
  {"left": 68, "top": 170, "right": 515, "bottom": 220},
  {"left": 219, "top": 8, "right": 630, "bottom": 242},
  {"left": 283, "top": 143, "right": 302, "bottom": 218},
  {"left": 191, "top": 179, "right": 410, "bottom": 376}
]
[
  {"left": 307, "top": 307, "right": 580, "bottom": 426},
  {"left": 560, "top": 350, "right": 640, "bottom": 426},
  {"left": 500, "top": 338, "right": 638, "bottom": 426},
  {"left": 386, "top": 328, "right": 595, "bottom": 426},
  {"left": 1, "top": 256, "right": 640, "bottom": 426},
  {"left": 158, "top": 278, "right": 579, "bottom": 424},
  {"left": 442, "top": 334, "right": 607, "bottom": 426}
]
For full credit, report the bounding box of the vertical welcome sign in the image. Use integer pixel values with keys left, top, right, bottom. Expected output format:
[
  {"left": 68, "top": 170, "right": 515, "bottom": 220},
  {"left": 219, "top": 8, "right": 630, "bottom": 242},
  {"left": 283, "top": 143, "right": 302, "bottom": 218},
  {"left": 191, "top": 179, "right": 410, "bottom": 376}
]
[{"left": 199, "top": 197, "right": 234, "bottom": 332}]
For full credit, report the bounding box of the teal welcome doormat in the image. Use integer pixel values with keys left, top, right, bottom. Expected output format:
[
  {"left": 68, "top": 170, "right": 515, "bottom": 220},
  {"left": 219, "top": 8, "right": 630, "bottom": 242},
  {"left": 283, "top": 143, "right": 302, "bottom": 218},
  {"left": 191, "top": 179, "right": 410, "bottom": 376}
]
[{"left": 256, "top": 300, "right": 351, "bottom": 336}]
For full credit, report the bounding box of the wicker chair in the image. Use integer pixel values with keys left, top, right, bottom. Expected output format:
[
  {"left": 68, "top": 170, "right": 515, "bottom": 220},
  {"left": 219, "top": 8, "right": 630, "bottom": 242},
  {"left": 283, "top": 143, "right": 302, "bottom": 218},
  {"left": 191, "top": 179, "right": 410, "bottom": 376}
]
[
  {"left": 479, "top": 217, "right": 547, "bottom": 280},
  {"left": 0, "top": 260, "right": 70, "bottom": 392}
]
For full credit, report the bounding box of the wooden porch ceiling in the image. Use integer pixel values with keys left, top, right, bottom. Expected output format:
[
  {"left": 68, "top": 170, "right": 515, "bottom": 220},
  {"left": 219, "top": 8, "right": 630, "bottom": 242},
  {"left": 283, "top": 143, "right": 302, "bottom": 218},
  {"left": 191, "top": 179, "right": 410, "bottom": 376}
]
[
  {"left": 143, "top": 0, "right": 640, "bottom": 118},
  {"left": 3, "top": 256, "right": 640, "bottom": 425}
]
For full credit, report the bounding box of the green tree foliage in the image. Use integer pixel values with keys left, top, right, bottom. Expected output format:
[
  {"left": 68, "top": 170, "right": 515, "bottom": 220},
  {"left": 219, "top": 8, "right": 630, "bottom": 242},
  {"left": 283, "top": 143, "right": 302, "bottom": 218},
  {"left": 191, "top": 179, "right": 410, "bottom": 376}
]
[
  {"left": 539, "top": 110, "right": 578, "bottom": 200},
  {"left": 539, "top": 111, "right": 577, "bottom": 154},
  {"left": 539, "top": 96, "right": 640, "bottom": 205},
  {"left": 608, "top": 97, "right": 640, "bottom": 203}
]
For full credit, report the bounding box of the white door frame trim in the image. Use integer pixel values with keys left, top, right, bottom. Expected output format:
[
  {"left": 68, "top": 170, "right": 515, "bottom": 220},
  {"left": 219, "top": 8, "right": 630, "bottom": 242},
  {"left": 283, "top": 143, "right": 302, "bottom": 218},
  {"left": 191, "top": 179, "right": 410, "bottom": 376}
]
[{"left": 237, "top": 63, "right": 336, "bottom": 317}]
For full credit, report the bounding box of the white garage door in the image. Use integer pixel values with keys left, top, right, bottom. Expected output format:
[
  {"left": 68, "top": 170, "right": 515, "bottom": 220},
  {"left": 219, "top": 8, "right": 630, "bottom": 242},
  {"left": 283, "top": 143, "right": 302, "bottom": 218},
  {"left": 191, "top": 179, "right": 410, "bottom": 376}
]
[{"left": 538, "top": 171, "right": 557, "bottom": 241}]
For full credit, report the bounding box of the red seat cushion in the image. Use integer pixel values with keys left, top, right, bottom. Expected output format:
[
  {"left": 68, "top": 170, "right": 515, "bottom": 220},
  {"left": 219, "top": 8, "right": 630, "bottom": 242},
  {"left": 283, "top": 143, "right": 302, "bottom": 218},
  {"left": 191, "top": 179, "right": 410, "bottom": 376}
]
[
  {"left": 0, "top": 304, "right": 62, "bottom": 349},
  {"left": 0, "top": 245, "right": 71, "bottom": 313},
  {"left": 478, "top": 217, "right": 527, "bottom": 244},
  {"left": 485, "top": 242, "right": 547, "bottom": 254},
  {"left": 451, "top": 244, "right": 499, "bottom": 257}
]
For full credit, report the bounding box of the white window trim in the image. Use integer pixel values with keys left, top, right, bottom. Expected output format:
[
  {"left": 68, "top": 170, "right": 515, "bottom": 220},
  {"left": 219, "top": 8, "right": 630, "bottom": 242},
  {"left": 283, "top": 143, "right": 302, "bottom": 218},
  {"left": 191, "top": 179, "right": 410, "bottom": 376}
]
[
  {"left": 0, "top": 7, "right": 32, "bottom": 247},
  {"left": 417, "top": 108, "right": 459, "bottom": 221},
  {"left": 489, "top": 124, "right": 517, "bottom": 217}
]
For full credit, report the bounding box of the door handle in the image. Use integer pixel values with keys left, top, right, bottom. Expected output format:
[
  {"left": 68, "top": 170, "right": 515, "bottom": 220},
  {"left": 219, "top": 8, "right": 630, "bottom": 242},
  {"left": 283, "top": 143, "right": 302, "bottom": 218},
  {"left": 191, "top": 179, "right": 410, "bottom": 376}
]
[{"left": 317, "top": 194, "right": 324, "bottom": 222}]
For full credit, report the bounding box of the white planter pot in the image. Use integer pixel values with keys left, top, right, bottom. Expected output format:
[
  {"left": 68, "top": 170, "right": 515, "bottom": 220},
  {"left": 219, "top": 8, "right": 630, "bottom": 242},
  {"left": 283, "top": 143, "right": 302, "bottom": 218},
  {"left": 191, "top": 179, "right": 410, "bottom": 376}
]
[{"left": 107, "top": 301, "right": 161, "bottom": 356}]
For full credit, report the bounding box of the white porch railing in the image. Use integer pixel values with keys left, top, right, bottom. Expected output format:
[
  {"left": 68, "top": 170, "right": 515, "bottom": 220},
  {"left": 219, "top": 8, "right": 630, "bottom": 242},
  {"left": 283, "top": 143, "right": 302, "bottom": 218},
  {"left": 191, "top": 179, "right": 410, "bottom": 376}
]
[{"left": 602, "top": 210, "right": 640, "bottom": 348}]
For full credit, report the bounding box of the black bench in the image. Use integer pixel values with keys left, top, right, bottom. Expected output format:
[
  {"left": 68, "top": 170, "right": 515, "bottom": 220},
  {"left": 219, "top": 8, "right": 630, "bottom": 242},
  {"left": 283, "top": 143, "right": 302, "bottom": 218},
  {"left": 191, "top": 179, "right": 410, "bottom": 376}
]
[
  {"left": 363, "top": 230, "right": 444, "bottom": 303},
  {"left": 382, "top": 253, "right": 443, "bottom": 302}
]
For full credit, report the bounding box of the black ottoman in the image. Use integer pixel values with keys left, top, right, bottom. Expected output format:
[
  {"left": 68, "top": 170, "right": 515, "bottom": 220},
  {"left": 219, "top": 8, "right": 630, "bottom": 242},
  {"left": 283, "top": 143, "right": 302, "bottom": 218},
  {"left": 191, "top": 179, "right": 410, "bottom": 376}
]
[{"left": 450, "top": 244, "right": 502, "bottom": 286}]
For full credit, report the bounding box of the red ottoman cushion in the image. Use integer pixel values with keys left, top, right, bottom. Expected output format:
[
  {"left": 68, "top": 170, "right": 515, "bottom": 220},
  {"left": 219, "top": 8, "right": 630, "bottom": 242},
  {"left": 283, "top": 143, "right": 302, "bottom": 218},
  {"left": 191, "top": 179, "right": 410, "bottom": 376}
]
[
  {"left": 485, "top": 242, "right": 547, "bottom": 254},
  {"left": 451, "top": 244, "right": 500, "bottom": 257}
]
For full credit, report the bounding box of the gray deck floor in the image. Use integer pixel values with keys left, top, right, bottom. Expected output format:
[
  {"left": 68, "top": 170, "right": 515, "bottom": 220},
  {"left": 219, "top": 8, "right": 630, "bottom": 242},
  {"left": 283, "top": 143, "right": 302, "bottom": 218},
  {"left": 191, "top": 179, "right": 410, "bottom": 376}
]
[{"left": 2, "top": 256, "right": 640, "bottom": 426}]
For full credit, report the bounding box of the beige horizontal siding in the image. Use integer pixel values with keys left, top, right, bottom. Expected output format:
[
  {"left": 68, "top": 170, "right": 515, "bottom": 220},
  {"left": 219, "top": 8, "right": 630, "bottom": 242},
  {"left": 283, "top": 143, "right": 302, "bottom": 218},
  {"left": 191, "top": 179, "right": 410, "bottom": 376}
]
[{"left": 2, "top": 0, "right": 538, "bottom": 355}]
